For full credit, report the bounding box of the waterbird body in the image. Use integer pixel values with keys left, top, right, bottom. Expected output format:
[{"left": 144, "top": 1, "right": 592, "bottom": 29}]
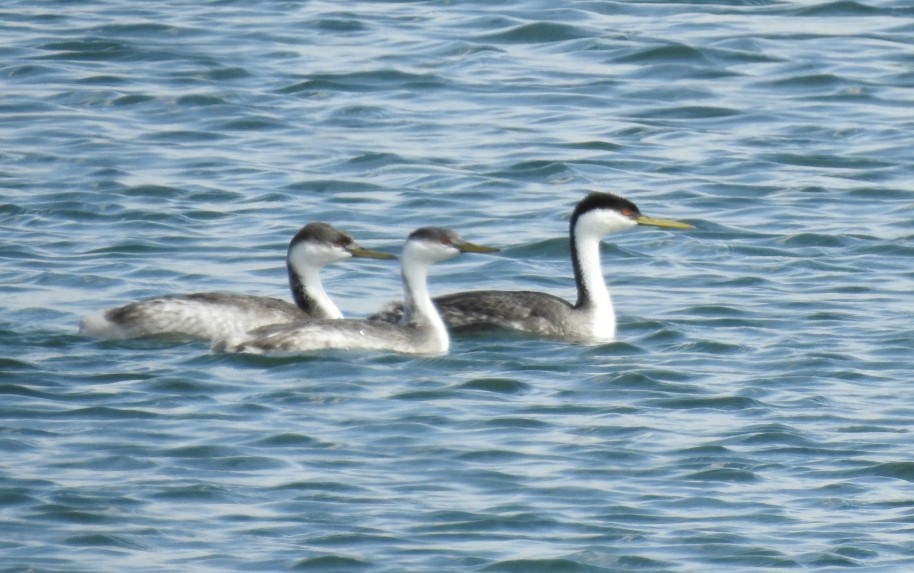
[
  {"left": 213, "top": 227, "right": 499, "bottom": 355},
  {"left": 370, "top": 192, "right": 693, "bottom": 344},
  {"left": 79, "top": 222, "right": 395, "bottom": 341}
]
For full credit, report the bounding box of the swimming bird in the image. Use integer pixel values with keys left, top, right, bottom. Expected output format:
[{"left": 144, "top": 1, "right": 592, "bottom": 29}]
[
  {"left": 79, "top": 222, "right": 396, "bottom": 341},
  {"left": 370, "top": 192, "right": 692, "bottom": 343},
  {"left": 213, "top": 227, "right": 499, "bottom": 355}
]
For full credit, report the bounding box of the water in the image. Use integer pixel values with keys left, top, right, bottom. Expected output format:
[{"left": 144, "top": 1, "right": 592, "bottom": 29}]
[{"left": 3, "top": 1, "right": 914, "bottom": 571}]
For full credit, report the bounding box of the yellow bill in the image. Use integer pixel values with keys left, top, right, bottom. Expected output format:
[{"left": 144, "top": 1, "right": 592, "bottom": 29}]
[
  {"left": 348, "top": 246, "right": 398, "bottom": 259},
  {"left": 635, "top": 215, "right": 694, "bottom": 229},
  {"left": 457, "top": 240, "right": 500, "bottom": 254}
]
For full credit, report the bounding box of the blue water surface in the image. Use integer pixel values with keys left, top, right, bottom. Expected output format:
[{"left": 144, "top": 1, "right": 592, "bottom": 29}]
[{"left": 2, "top": 1, "right": 914, "bottom": 571}]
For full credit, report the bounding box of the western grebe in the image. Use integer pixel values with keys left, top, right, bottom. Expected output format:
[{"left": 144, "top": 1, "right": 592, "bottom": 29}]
[
  {"left": 79, "top": 222, "right": 395, "bottom": 341},
  {"left": 213, "top": 227, "right": 499, "bottom": 355},
  {"left": 370, "top": 192, "right": 693, "bottom": 343}
]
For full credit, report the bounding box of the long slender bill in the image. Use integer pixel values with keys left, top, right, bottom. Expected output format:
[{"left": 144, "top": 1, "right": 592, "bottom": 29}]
[
  {"left": 457, "top": 241, "right": 500, "bottom": 254},
  {"left": 348, "top": 246, "right": 399, "bottom": 259},
  {"left": 635, "top": 215, "right": 694, "bottom": 229}
]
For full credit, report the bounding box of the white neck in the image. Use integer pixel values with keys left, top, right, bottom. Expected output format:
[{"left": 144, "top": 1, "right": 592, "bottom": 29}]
[
  {"left": 401, "top": 257, "right": 449, "bottom": 353},
  {"left": 573, "top": 228, "right": 616, "bottom": 340},
  {"left": 299, "top": 266, "right": 342, "bottom": 319},
  {"left": 287, "top": 242, "right": 346, "bottom": 319}
]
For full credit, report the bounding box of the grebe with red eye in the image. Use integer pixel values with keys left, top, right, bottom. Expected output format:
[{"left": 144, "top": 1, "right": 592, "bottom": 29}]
[
  {"left": 370, "top": 192, "right": 693, "bottom": 344},
  {"left": 79, "top": 222, "right": 396, "bottom": 342},
  {"left": 213, "top": 227, "right": 499, "bottom": 355}
]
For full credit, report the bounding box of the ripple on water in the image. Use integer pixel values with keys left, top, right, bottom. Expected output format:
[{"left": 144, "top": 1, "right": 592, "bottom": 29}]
[
  {"left": 4, "top": 1, "right": 914, "bottom": 572},
  {"left": 457, "top": 377, "right": 531, "bottom": 394}
]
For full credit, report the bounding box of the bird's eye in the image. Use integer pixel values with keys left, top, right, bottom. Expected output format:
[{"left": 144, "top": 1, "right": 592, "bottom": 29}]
[{"left": 622, "top": 208, "right": 635, "bottom": 217}]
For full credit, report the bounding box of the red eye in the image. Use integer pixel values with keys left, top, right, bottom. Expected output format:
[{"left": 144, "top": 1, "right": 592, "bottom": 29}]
[{"left": 622, "top": 208, "right": 634, "bottom": 217}]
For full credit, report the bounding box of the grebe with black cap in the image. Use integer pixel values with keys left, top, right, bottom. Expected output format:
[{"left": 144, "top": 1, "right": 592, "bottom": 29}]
[
  {"left": 214, "top": 227, "right": 498, "bottom": 355},
  {"left": 370, "top": 192, "right": 692, "bottom": 343},
  {"left": 80, "top": 222, "right": 395, "bottom": 341}
]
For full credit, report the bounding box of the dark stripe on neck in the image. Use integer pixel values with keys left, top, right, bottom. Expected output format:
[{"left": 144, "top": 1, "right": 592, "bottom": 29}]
[
  {"left": 569, "top": 192, "right": 636, "bottom": 309},
  {"left": 288, "top": 263, "right": 318, "bottom": 316},
  {"left": 570, "top": 219, "right": 591, "bottom": 309}
]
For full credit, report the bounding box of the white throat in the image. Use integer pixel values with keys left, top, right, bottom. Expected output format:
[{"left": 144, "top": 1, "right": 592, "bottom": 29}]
[
  {"left": 297, "top": 265, "right": 342, "bottom": 319},
  {"left": 288, "top": 243, "right": 346, "bottom": 319},
  {"left": 572, "top": 210, "right": 634, "bottom": 341},
  {"left": 573, "top": 229, "right": 615, "bottom": 340},
  {"left": 400, "top": 243, "right": 452, "bottom": 352}
]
